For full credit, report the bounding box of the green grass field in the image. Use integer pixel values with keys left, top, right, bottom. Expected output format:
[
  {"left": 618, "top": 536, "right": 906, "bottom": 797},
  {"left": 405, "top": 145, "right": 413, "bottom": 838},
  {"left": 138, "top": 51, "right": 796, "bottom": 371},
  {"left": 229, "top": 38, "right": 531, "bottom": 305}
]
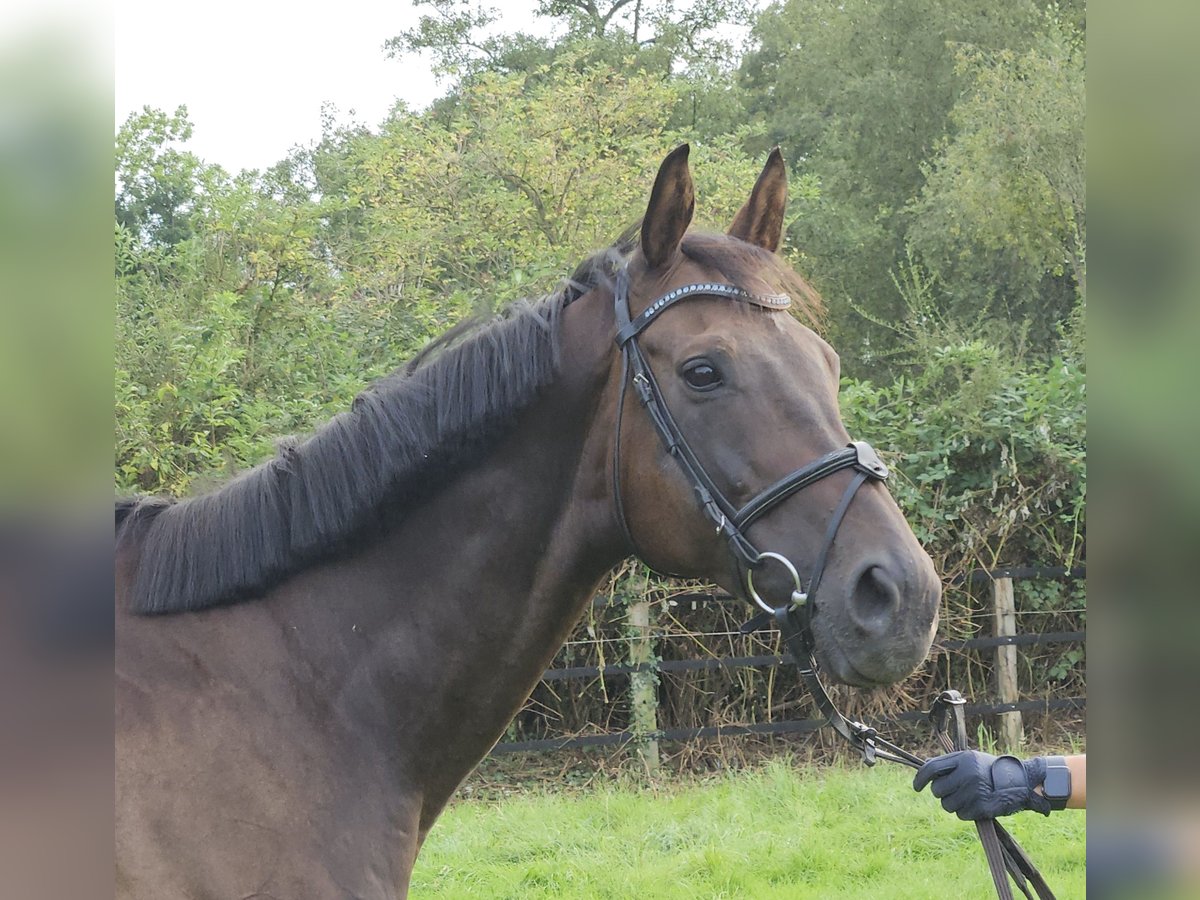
[{"left": 411, "top": 760, "right": 1085, "bottom": 898}]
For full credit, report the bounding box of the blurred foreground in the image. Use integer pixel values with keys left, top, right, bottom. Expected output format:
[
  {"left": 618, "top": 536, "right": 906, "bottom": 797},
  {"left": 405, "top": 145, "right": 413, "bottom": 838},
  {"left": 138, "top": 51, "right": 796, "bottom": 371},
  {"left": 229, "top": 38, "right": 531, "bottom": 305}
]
[
  {"left": 1088, "top": 1, "right": 1200, "bottom": 897},
  {"left": 0, "top": 7, "right": 114, "bottom": 898}
]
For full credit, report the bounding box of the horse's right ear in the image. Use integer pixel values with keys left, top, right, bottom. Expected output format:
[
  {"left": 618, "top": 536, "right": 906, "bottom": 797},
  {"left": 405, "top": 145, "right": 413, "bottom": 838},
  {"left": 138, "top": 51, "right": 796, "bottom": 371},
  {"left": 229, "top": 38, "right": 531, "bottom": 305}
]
[{"left": 641, "top": 144, "right": 695, "bottom": 269}]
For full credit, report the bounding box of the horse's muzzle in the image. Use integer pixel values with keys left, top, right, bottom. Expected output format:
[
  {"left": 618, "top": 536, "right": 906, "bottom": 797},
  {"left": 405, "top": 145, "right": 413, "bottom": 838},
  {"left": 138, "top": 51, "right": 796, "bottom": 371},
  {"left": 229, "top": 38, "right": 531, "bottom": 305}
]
[{"left": 819, "top": 552, "right": 941, "bottom": 686}]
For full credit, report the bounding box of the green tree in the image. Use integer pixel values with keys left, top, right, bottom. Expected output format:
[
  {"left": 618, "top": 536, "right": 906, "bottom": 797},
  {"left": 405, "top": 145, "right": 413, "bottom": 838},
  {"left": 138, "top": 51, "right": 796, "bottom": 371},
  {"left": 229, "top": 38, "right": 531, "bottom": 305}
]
[
  {"left": 904, "top": 16, "right": 1085, "bottom": 344},
  {"left": 386, "top": 0, "right": 756, "bottom": 138},
  {"left": 115, "top": 105, "right": 223, "bottom": 249},
  {"left": 116, "top": 62, "right": 772, "bottom": 496},
  {"left": 314, "top": 57, "right": 763, "bottom": 318},
  {"left": 116, "top": 110, "right": 365, "bottom": 493},
  {"left": 738, "top": 0, "right": 1082, "bottom": 372},
  {"left": 388, "top": 0, "right": 752, "bottom": 76}
]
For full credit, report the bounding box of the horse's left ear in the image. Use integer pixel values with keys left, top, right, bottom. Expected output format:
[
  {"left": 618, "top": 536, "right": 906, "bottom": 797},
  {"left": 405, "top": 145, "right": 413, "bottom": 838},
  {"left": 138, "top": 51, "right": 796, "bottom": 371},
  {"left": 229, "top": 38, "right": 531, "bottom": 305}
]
[{"left": 728, "top": 148, "right": 788, "bottom": 252}]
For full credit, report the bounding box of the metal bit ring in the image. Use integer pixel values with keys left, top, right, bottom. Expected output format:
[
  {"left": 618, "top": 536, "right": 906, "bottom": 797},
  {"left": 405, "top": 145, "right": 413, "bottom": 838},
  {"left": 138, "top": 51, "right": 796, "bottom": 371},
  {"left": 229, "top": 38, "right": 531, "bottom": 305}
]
[{"left": 746, "top": 551, "right": 806, "bottom": 615}]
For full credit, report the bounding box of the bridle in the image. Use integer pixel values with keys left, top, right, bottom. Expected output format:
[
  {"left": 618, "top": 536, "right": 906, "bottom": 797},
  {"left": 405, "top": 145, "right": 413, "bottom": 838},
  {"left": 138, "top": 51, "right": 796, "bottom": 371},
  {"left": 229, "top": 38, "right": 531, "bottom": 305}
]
[
  {"left": 609, "top": 267, "right": 892, "bottom": 628},
  {"left": 610, "top": 266, "right": 889, "bottom": 622},
  {"left": 608, "top": 265, "right": 1056, "bottom": 900}
]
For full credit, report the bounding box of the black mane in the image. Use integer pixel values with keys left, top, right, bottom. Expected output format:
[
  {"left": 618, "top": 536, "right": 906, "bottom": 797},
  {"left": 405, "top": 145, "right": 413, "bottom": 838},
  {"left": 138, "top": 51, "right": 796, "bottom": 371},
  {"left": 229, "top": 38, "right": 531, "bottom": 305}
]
[
  {"left": 117, "top": 228, "right": 820, "bottom": 615},
  {"left": 119, "top": 298, "right": 581, "bottom": 616}
]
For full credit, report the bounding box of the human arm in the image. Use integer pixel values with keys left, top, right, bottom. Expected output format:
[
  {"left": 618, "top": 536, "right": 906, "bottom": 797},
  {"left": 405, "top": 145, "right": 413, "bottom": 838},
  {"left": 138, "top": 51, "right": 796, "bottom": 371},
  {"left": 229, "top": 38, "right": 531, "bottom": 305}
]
[
  {"left": 1060, "top": 754, "right": 1085, "bottom": 808},
  {"left": 913, "top": 751, "right": 1086, "bottom": 820}
]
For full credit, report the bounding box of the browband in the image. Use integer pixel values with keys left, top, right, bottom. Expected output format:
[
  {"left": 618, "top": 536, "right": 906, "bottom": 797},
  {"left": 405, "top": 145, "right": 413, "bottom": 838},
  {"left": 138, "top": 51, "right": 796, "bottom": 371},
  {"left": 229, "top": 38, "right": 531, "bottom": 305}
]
[{"left": 614, "top": 272, "right": 791, "bottom": 347}]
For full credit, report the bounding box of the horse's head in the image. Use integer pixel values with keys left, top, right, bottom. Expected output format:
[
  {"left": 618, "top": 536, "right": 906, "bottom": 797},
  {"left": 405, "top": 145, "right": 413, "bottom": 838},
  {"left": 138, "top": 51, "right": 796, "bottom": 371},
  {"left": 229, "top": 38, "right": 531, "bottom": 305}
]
[{"left": 608, "top": 145, "right": 940, "bottom": 687}]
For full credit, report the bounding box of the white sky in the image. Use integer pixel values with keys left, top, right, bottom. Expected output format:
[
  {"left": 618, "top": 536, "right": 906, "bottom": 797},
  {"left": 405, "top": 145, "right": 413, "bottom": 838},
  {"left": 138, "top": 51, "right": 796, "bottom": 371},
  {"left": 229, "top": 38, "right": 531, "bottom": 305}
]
[{"left": 115, "top": 0, "right": 556, "bottom": 173}]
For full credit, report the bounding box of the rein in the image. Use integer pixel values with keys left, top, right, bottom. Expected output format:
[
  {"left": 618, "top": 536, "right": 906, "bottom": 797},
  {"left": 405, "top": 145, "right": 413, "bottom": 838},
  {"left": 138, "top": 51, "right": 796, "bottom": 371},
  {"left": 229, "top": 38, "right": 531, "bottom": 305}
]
[
  {"left": 610, "top": 267, "right": 1056, "bottom": 900},
  {"left": 776, "top": 611, "right": 1055, "bottom": 900}
]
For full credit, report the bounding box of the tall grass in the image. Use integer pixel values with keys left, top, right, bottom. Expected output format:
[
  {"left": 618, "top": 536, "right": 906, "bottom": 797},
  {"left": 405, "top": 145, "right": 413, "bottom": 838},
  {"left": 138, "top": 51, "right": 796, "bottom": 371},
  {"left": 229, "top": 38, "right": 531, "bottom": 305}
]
[{"left": 412, "top": 760, "right": 1086, "bottom": 898}]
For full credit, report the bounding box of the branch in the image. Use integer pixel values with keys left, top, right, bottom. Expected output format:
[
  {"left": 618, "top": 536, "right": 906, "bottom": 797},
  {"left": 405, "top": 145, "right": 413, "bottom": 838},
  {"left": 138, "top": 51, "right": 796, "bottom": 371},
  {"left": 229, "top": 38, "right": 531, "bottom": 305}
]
[
  {"left": 498, "top": 171, "right": 558, "bottom": 247},
  {"left": 598, "top": 0, "right": 637, "bottom": 30}
]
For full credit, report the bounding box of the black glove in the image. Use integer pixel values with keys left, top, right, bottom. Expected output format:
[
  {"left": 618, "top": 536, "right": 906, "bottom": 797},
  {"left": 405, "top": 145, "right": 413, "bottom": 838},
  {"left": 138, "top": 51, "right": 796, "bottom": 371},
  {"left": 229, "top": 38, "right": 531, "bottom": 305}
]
[{"left": 913, "top": 750, "right": 1051, "bottom": 820}]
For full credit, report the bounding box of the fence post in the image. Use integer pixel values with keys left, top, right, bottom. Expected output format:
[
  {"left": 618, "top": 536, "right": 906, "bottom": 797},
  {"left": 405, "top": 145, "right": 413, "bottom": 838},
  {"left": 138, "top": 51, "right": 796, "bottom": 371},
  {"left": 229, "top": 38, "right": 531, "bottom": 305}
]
[
  {"left": 628, "top": 576, "right": 659, "bottom": 775},
  {"left": 992, "top": 576, "right": 1024, "bottom": 752}
]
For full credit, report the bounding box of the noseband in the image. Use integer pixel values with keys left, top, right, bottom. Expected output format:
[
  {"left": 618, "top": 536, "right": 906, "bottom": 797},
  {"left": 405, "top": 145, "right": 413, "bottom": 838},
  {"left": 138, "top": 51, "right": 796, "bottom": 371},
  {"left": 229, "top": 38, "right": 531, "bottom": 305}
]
[{"left": 610, "top": 267, "right": 889, "bottom": 624}]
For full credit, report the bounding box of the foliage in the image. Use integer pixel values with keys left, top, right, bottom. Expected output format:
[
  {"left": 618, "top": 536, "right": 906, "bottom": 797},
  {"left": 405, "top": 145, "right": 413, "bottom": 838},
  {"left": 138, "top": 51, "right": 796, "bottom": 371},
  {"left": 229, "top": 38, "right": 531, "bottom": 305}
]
[
  {"left": 737, "top": 0, "right": 1084, "bottom": 375},
  {"left": 905, "top": 14, "right": 1085, "bottom": 350},
  {"left": 386, "top": 0, "right": 530, "bottom": 79},
  {"left": 115, "top": 105, "right": 224, "bottom": 249},
  {"left": 388, "top": 0, "right": 757, "bottom": 138},
  {"left": 388, "top": 0, "right": 755, "bottom": 79},
  {"left": 115, "top": 64, "right": 766, "bottom": 495},
  {"left": 839, "top": 340, "right": 1086, "bottom": 578}
]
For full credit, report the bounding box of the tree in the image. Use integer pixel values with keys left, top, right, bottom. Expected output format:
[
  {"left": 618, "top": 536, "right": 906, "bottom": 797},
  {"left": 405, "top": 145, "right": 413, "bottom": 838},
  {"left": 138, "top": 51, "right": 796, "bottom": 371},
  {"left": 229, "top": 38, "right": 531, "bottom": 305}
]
[
  {"left": 386, "top": 0, "right": 756, "bottom": 137},
  {"left": 737, "top": 0, "right": 1081, "bottom": 372},
  {"left": 904, "top": 16, "right": 1085, "bottom": 344},
  {"left": 115, "top": 106, "right": 222, "bottom": 249},
  {"left": 317, "top": 56, "right": 763, "bottom": 315},
  {"left": 388, "top": 0, "right": 752, "bottom": 75},
  {"left": 116, "top": 62, "right": 774, "bottom": 495}
]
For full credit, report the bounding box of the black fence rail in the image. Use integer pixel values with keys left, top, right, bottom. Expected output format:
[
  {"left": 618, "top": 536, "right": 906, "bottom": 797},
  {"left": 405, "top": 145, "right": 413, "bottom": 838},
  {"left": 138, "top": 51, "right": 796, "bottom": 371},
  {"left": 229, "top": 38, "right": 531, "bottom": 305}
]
[
  {"left": 493, "top": 696, "right": 1087, "bottom": 755},
  {"left": 532, "top": 630, "right": 1086, "bottom": 684},
  {"left": 491, "top": 565, "right": 1085, "bottom": 758}
]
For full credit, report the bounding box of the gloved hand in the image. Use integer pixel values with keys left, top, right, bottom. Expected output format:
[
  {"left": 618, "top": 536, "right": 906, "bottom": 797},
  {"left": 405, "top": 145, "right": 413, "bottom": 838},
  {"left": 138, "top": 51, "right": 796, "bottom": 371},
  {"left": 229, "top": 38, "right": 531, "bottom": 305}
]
[{"left": 913, "top": 750, "right": 1051, "bottom": 820}]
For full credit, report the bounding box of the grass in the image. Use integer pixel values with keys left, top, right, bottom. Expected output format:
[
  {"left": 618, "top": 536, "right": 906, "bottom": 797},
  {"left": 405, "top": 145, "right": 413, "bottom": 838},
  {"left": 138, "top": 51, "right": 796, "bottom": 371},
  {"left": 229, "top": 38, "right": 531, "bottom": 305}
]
[{"left": 411, "top": 759, "right": 1086, "bottom": 898}]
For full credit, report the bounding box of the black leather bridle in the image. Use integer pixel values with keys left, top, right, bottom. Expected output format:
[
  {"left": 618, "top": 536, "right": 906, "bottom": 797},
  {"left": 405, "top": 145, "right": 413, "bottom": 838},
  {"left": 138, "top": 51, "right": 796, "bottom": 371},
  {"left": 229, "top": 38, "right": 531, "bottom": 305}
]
[
  {"left": 611, "top": 266, "right": 889, "bottom": 623},
  {"left": 609, "top": 266, "right": 1056, "bottom": 900}
]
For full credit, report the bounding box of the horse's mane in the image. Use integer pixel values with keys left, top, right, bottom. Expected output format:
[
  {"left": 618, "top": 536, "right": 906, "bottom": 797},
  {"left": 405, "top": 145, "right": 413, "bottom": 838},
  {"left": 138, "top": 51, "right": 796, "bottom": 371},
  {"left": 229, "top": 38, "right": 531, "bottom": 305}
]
[{"left": 117, "top": 227, "right": 821, "bottom": 615}]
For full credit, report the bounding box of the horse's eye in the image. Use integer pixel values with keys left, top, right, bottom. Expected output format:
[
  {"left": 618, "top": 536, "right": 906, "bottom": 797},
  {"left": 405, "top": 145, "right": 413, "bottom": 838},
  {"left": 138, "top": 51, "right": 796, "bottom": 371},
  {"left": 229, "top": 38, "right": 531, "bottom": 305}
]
[{"left": 682, "top": 359, "right": 723, "bottom": 392}]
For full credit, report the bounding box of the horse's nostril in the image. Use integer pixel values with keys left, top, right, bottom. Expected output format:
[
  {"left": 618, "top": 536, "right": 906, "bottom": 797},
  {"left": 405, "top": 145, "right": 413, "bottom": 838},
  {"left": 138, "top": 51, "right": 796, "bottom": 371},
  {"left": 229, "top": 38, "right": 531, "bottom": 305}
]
[{"left": 849, "top": 564, "right": 900, "bottom": 634}]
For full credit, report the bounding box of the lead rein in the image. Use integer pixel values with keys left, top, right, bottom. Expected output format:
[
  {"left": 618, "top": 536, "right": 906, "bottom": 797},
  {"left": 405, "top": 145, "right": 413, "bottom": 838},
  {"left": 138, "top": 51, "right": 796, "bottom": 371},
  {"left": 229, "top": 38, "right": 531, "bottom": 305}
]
[{"left": 772, "top": 605, "right": 1056, "bottom": 900}]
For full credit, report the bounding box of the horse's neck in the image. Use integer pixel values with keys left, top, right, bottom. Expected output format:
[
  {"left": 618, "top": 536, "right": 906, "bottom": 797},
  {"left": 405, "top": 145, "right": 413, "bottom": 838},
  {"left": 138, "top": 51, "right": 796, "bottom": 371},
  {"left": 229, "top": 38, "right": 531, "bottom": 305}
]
[
  {"left": 279, "top": 294, "right": 624, "bottom": 833},
  {"left": 116, "top": 294, "right": 627, "bottom": 896},
  {"left": 286, "top": 293, "right": 620, "bottom": 671}
]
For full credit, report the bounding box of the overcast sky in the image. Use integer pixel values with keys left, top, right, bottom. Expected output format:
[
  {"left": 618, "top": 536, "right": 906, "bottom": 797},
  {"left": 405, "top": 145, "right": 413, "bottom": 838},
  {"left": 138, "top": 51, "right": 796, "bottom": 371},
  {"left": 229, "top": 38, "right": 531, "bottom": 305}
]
[{"left": 115, "top": 0, "right": 555, "bottom": 173}]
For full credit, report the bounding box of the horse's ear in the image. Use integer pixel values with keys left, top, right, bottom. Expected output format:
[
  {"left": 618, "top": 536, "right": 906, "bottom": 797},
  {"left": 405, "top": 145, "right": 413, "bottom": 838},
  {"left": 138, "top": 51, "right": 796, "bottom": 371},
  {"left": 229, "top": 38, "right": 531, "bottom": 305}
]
[
  {"left": 642, "top": 144, "right": 695, "bottom": 269},
  {"left": 728, "top": 147, "right": 788, "bottom": 253}
]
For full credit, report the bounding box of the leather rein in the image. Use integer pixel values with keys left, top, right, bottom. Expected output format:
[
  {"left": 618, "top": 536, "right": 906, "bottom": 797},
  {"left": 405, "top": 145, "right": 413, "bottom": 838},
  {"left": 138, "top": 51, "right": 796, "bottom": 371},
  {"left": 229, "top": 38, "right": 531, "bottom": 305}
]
[{"left": 609, "top": 267, "right": 1055, "bottom": 900}]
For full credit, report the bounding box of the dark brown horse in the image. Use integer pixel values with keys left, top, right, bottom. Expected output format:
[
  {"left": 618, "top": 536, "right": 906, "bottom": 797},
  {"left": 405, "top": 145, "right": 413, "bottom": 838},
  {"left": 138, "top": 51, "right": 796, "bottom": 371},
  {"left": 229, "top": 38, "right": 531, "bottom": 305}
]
[{"left": 115, "top": 146, "right": 940, "bottom": 898}]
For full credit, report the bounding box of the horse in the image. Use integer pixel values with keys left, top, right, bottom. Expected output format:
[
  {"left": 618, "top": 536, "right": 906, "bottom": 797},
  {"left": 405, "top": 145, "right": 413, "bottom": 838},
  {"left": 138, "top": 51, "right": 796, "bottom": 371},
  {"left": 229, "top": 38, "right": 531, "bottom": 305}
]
[{"left": 115, "top": 145, "right": 941, "bottom": 898}]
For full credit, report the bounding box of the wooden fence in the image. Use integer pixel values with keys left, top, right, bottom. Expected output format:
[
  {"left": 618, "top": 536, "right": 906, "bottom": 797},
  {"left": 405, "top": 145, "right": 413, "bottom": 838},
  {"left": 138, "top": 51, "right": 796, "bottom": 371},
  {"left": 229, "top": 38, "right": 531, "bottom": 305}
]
[{"left": 491, "top": 566, "right": 1085, "bottom": 765}]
